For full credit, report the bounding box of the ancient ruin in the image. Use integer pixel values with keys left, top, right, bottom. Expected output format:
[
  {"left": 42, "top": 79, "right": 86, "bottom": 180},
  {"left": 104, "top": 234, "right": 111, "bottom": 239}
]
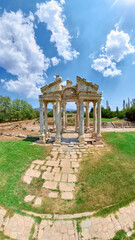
[{"left": 39, "top": 75, "right": 102, "bottom": 144}]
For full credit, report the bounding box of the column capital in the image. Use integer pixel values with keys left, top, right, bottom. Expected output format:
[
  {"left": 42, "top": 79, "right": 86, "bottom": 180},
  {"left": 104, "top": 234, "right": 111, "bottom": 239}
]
[{"left": 39, "top": 100, "right": 43, "bottom": 104}]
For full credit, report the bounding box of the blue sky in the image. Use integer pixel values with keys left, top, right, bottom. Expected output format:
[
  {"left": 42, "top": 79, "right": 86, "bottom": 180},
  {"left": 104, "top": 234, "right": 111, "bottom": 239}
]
[{"left": 0, "top": 0, "right": 135, "bottom": 110}]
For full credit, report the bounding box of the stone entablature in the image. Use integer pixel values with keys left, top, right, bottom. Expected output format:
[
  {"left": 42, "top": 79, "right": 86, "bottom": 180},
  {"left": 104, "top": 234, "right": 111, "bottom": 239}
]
[{"left": 39, "top": 75, "right": 102, "bottom": 144}]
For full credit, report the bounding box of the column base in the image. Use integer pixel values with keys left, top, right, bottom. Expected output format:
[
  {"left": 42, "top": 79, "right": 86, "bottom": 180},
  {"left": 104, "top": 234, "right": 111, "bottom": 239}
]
[
  {"left": 86, "top": 127, "right": 90, "bottom": 133},
  {"left": 92, "top": 132, "right": 97, "bottom": 138},
  {"left": 96, "top": 134, "right": 102, "bottom": 141},
  {"left": 39, "top": 134, "right": 45, "bottom": 143},
  {"left": 63, "top": 127, "right": 66, "bottom": 133},
  {"left": 79, "top": 135, "right": 85, "bottom": 144},
  {"left": 55, "top": 135, "right": 61, "bottom": 144},
  {"left": 45, "top": 132, "right": 49, "bottom": 139}
]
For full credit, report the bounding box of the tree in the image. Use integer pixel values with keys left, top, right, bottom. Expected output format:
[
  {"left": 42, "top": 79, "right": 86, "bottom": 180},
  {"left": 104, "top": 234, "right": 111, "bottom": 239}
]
[
  {"left": 0, "top": 96, "right": 36, "bottom": 122},
  {"left": 106, "top": 100, "right": 110, "bottom": 109},
  {"left": 123, "top": 100, "right": 126, "bottom": 110},
  {"left": 0, "top": 96, "right": 12, "bottom": 122}
]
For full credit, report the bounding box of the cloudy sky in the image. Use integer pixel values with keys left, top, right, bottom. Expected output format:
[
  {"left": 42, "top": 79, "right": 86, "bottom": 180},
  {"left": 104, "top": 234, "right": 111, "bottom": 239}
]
[{"left": 0, "top": 0, "right": 135, "bottom": 110}]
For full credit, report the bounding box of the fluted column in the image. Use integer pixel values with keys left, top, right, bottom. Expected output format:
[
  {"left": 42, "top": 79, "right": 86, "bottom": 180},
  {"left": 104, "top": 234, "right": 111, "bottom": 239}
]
[
  {"left": 55, "top": 100, "right": 61, "bottom": 143},
  {"left": 53, "top": 103, "right": 56, "bottom": 132},
  {"left": 39, "top": 100, "right": 45, "bottom": 142},
  {"left": 63, "top": 103, "right": 66, "bottom": 132},
  {"left": 93, "top": 102, "right": 97, "bottom": 134},
  {"left": 97, "top": 100, "right": 101, "bottom": 138},
  {"left": 86, "top": 102, "right": 90, "bottom": 132},
  {"left": 79, "top": 101, "right": 85, "bottom": 143},
  {"left": 44, "top": 102, "right": 48, "bottom": 139},
  {"left": 76, "top": 102, "right": 80, "bottom": 132}
]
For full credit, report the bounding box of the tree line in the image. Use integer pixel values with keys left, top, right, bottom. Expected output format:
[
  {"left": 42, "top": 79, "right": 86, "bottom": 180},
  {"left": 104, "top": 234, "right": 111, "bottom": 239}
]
[
  {"left": 1, "top": 95, "right": 135, "bottom": 123},
  {"left": 0, "top": 96, "right": 39, "bottom": 122}
]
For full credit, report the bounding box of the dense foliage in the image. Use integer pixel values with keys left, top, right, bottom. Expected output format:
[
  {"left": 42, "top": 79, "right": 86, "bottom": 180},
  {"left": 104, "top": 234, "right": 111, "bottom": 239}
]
[{"left": 0, "top": 96, "right": 38, "bottom": 122}]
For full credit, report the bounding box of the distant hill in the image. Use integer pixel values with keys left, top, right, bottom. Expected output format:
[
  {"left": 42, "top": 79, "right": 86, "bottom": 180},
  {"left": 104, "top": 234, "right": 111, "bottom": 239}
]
[
  {"left": 34, "top": 108, "right": 52, "bottom": 112},
  {"left": 34, "top": 108, "right": 76, "bottom": 112}
]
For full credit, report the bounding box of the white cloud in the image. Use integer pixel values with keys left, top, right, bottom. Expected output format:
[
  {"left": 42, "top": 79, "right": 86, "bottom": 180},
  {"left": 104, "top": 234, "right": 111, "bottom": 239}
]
[
  {"left": 132, "top": 61, "right": 135, "bottom": 65},
  {"left": 113, "top": 0, "right": 135, "bottom": 7},
  {"left": 92, "top": 57, "right": 121, "bottom": 77},
  {"left": 51, "top": 57, "right": 60, "bottom": 66},
  {"left": 91, "top": 25, "right": 135, "bottom": 77},
  {"left": 60, "top": 0, "right": 65, "bottom": 4},
  {"left": 0, "top": 79, "right": 5, "bottom": 83},
  {"left": 92, "top": 58, "right": 112, "bottom": 72},
  {"left": 36, "top": 0, "right": 79, "bottom": 61},
  {"left": 105, "top": 27, "right": 135, "bottom": 62},
  {"left": 0, "top": 10, "right": 50, "bottom": 98},
  {"left": 76, "top": 28, "right": 80, "bottom": 38}
]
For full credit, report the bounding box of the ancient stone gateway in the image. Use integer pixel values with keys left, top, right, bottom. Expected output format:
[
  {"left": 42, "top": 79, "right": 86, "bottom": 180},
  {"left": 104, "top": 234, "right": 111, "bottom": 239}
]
[{"left": 39, "top": 75, "right": 102, "bottom": 144}]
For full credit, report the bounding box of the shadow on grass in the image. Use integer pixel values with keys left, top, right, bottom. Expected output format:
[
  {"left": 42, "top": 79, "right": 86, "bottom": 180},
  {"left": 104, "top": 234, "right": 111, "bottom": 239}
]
[{"left": 23, "top": 137, "right": 39, "bottom": 143}]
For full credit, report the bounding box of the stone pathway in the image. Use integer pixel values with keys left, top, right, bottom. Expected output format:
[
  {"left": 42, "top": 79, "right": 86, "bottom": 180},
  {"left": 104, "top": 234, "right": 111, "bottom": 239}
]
[
  {"left": 1, "top": 144, "right": 135, "bottom": 239},
  {"left": 1, "top": 201, "right": 135, "bottom": 239},
  {"left": 23, "top": 145, "right": 89, "bottom": 202}
]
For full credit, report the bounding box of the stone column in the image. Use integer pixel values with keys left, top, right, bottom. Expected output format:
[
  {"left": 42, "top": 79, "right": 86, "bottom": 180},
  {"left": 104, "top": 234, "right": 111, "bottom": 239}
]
[
  {"left": 39, "top": 100, "right": 45, "bottom": 142},
  {"left": 93, "top": 102, "right": 97, "bottom": 135},
  {"left": 86, "top": 102, "right": 90, "bottom": 132},
  {"left": 44, "top": 102, "right": 48, "bottom": 139},
  {"left": 63, "top": 103, "right": 66, "bottom": 132},
  {"left": 97, "top": 100, "right": 101, "bottom": 138},
  {"left": 79, "top": 101, "right": 85, "bottom": 143},
  {"left": 76, "top": 102, "right": 80, "bottom": 132},
  {"left": 55, "top": 100, "right": 61, "bottom": 143},
  {"left": 53, "top": 103, "right": 56, "bottom": 132}
]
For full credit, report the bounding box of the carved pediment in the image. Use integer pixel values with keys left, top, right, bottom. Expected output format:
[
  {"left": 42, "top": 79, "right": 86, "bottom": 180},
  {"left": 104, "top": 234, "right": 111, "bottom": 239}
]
[
  {"left": 77, "top": 76, "right": 99, "bottom": 92},
  {"left": 41, "top": 76, "right": 62, "bottom": 94},
  {"left": 62, "top": 87, "right": 77, "bottom": 101}
]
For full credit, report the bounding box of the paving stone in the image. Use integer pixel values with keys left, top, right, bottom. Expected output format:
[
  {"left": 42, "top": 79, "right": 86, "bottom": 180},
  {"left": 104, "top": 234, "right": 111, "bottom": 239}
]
[
  {"left": 74, "top": 168, "right": 78, "bottom": 173},
  {"left": 61, "top": 192, "right": 74, "bottom": 200},
  {"left": 24, "top": 195, "right": 35, "bottom": 202},
  {"left": 0, "top": 207, "right": 6, "bottom": 228},
  {"left": 4, "top": 214, "right": 34, "bottom": 240},
  {"left": 41, "top": 166, "right": 47, "bottom": 171},
  {"left": 25, "top": 169, "right": 41, "bottom": 178},
  {"left": 54, "top": 173, "right": 61, "bottom": 181},
  {"left": 33, "top": 160, "right": 45, "bottom": 165},
  {"left": 61, "top": 168, "right": 73, "bottom": 174},
  {"left": 48, "top": 191, "right": 58, "bottom": 198},
  {"left": 23, "top": 175, "right": 32, "bottom": 184},
  {"left": 42, "top": 172, "right": 54, "bottom": 180},
  {"left": 34, "top": 197, "right": 42, "bottom": 206},
  {"left": 60, "top": 161, "right": 71, "bottom": 168},
  {"left": 61, "top": 173, "right": 68, "bottom": 182},
  {"left": 59, "top": 183, "right": 74, "bottom": 192},
  {"left": 43, "top": 181, "right": 58, "bottom": 190},
  {"left": 47, "top": 167, "right": 52, "bottom": 172},
  {"left": 81, "top": 219, "right": 91, "bottom": 228},
  {"left": 35, "top": 165, "right": 40, "bottom": 170},
  {"left": 30, "top": 164, "right": 35, "bottom": 169},
  {"left": 72, "top": 162, "right": 79, "bottom": 168},
  {"left": 68, "top": 174, "right": 77, "bottom": 183},
  {"left": 53, "top": 167, "right": 60, "bottom": 173},
  {"left": 46, "top": 161, "right": 59, "bottom": 167}
]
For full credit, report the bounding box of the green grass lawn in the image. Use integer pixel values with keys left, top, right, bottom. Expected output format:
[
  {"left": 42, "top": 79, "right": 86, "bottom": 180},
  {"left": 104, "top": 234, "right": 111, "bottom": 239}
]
[
  {"left": 0, "top": 139, "right": 51, "bottom": 214},
  {"left": 1, "top": 133, "right": 135, "bottom": 216},
  {"left": 72, "top": 132, "right": 135, "bottom": 215},
  {"left": 85, "top": 117, "right": 123, "bottom": 122}
]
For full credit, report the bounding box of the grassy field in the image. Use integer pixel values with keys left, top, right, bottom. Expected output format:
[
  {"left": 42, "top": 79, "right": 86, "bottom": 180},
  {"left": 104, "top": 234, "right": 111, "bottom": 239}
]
[
  {"left": 88, "top": 118, "right": 122, "bottom": 122},
  {"left": 73, "top": 132, "right": 135, "bottom": 215},
  {"left": 1, "top": 132, "right": 135, "bottom": 216},
  {"left": 0, "top": 139, "right": 51, "bottom": 214}
]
